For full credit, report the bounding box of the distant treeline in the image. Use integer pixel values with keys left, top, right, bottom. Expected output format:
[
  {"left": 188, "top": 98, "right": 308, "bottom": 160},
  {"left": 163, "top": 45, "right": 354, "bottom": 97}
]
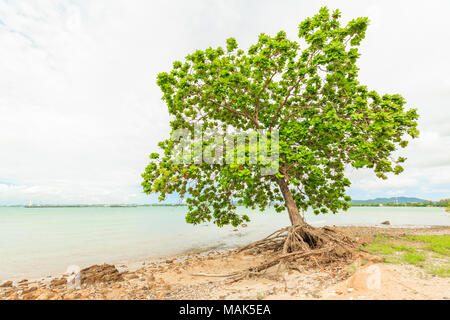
[
  {"left": 352, "top": 198, "right": 450, "bottom": 207},
  {"left": 14, "top": 198, "right": 450, "bottom": 209},
  {"left": 25, "top": 204, "right": 138, "bottom": 208},
  {"left": 138, "top": 204, "right": 187, "bottom": 207}
]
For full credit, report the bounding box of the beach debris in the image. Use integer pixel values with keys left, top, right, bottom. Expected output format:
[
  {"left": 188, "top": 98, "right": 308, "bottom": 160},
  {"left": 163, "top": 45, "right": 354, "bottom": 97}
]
[
  {"left": 192, "top": 272, "right": 232, "bottom": 277},
  {"left": 51, "top": 278, "right": 67, "bottom": 287},
  {"left": 37, "top": 292, "right": 55, "bottom": 300},
  {"left": 22, "top": 286, "right": 37, "bottom": 294},
  {"left": 125, "top": 273, "right": 139, "bottom": 280},
  {"left": 0, "top": 281, "right": 13, "bottom": 288},
  {"left": 381, "top": 221, "right": 391, "bottom": 225}
]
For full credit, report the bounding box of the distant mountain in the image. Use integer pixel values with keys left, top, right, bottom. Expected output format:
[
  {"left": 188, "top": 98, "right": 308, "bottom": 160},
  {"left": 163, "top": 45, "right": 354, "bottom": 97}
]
[{"left": 350, "top": 197, "right": 429, "bottom": 205}]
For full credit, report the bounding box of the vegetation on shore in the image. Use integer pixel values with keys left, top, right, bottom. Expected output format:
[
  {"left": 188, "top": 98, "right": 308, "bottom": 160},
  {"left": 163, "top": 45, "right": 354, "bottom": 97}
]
[
  {"left": 361, "top": 234, "right": 450, "bottom": 277},
  {"left": 351, "top": 198, "right": 450, "bottom": 208},
  {"left": 19, "top": 199, "right": 450, "bottom": 209},
  {"left": 23, "top": 204, "right": 138, "bottom": 208},
  {"left": 16, "top": 197, "right": 450, "bottom": 209}
]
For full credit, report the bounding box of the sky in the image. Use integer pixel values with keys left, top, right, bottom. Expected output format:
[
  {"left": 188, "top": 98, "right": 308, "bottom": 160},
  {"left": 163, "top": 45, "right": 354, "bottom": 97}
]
[{"left": 0, "top": 0, "right": 449, "bottom": 205}]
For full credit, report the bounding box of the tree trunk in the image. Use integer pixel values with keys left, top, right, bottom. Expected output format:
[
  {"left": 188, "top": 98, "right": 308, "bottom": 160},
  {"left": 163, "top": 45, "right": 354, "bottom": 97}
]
[{"left": 276, "top": 178, "right": 306, "bottom": 226}]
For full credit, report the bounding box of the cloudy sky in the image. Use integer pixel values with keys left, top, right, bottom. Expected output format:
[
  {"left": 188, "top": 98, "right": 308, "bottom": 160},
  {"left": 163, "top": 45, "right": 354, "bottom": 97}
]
[{"left": 0, "top": 0, "right": 449, "bottom": 205}]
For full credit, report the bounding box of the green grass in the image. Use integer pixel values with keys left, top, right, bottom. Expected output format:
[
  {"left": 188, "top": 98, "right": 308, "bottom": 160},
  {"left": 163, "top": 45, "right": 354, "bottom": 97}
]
[
  {"left": 361, "top": 234, "right": 450, "bottom": 277},
  {"left": 346, "top": 263, "right": 358, "bottom": 274},
  {"left": 384, "top": 256, "right": 402, "bottom": 264},
  {"left": 365, "top": 242, "right": 394, "bottom": 255},
  {"left": 403, "top": 252, "right": 426, "bottom": 265},
  {"left": 363, "top": 234, "right": 393, "bottom": 255},
  {"left": 404, "top": 235, "right": 450, "bottom": 256},
  {"left": 390, "top": 244, "right": 417, "bottom": 253},
  {"left": 363, "top": 234, "right": 416, "bottom": 255},
  {"left": 429, "top": 266, "right": 450, "bottom": 277}
]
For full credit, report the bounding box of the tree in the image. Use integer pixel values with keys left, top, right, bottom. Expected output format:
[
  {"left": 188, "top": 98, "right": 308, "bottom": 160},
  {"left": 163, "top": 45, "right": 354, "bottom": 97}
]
[
  {"left": 142, "top": 7, "right": 418, "bottom": 254},
  {"left": 437, "top": 198, "right": 450, "bottom": 207}
]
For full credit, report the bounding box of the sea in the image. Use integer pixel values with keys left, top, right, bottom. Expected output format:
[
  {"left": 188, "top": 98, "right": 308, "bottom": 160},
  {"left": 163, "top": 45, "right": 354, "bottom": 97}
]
[{"left": 0, "top": 206, "right": 448, "bottom": 280}]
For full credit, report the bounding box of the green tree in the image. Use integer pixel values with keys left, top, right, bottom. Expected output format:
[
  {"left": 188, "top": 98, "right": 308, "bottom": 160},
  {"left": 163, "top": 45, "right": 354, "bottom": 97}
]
[
  {"left": 437, "top": 198, "right": 450, "bottom": 207},
  {"left": 142, "top": 7, "right": 419, "bottom": 229}
]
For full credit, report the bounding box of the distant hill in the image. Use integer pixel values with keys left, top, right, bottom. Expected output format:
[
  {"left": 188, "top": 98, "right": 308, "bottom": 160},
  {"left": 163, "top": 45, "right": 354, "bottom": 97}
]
[{"left": 350, "top": 197, "right": 429, "bottom": 205}]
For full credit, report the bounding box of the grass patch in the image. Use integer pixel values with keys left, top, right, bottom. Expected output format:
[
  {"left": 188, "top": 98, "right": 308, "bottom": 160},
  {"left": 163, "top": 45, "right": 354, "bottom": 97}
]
[
  {"left": 360, "top": 234, "right": 450, "bottom": 277},
  {"left": 346, "top": 263, "right": 358, "bottom": 275},
  {"left": 363, "top": 234, "right": 416, "bottom": 255},
  {"left": 363, "top": 234, "right": 394, "bottom": 255},
  {"left": 429, "top": 266, "right": 450, "bottom": 277},
  {"left": 365, "top": 242, "right": 394, "bottom": 255},
  {"left": 402, "top": 252, "right": 426, "bottom": 266},
  {"left": 384, "top": 256, "right": 402, "bottom": 264},
  {"left": 391, "top": 244, "right": 416, "bottom": 253},
  {"left": 405, "top": 235, "right": 450, "bottom": 256}
]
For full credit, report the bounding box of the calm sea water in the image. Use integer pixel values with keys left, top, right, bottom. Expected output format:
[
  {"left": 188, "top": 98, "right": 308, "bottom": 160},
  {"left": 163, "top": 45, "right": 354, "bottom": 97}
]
[{"left": 0, "top": 206, "right": 448, "bottom": 280}]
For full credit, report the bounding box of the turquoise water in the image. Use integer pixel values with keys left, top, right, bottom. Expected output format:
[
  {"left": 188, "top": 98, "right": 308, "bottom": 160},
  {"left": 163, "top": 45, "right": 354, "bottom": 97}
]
[{"left": 0, "top": 206, "right": 448, "bottom": 280}]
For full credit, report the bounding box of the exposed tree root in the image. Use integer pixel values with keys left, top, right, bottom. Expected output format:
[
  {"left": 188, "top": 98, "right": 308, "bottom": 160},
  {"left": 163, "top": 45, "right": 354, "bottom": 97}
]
[
  {"left": 237, "top": 224, "right": 354, "bottom": 255},
  {"left": 193, "top": 224, "right": 357, "bottom": 281}
]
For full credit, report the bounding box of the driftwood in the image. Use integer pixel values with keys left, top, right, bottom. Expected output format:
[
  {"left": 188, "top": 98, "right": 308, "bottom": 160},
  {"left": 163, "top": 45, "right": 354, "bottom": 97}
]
[{"left": 191, "top": 272, "right": 238, "bottom": 277}]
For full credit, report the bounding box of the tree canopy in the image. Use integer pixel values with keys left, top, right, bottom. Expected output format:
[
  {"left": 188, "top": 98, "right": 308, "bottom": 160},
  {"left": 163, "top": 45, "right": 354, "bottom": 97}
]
[{"left": 142, "top": 7, "right": 419, "bottom": 227}]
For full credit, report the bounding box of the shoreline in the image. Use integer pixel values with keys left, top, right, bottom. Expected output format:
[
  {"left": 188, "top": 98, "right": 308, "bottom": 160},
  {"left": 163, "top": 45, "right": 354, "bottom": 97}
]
[
  {"left": 1, "top": 206, "right": 447, "bottom": 281},
  {"left": 2, "top": 224, "right": 447, "bottom": 283},
  {"left": 1, "top": 225, "right": 449, "bottom": 300}
]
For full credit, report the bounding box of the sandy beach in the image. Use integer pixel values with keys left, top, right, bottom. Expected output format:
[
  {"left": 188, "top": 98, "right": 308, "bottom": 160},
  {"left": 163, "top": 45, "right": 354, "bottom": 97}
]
[{"left": 0, "top": 226, "right": 449, "bottom": 300}]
